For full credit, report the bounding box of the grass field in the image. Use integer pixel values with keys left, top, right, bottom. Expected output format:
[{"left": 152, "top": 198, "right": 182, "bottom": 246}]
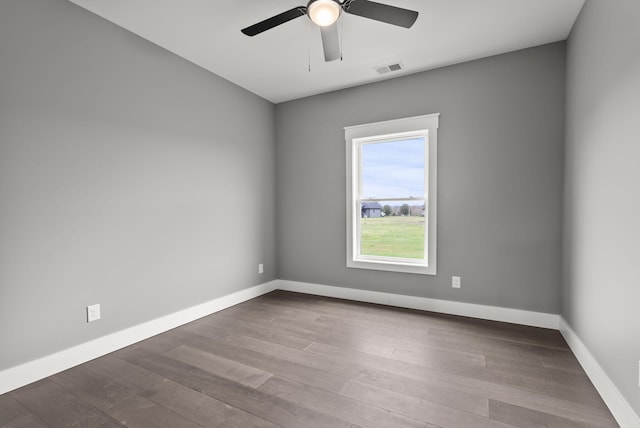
[{"left": 360, "top": 216, "right": 425, "bottom": 259}]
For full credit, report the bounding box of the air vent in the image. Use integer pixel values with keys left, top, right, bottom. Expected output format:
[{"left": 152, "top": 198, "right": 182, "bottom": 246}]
[{"left": 375, "top": 62, "right": 403, "bottom": 75}]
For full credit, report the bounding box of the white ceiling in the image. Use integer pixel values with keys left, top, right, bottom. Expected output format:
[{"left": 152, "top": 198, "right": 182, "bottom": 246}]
[{"left": 68, "top": 0, "right": 585, "bottom": 103}]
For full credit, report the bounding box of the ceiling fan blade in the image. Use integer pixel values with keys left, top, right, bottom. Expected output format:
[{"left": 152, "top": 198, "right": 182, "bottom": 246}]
[
  {"left": 241, "top": 7, "right": 307, "bottom": 36},
  {"left": 344, "top": 0, "right": 418, "bottom": 28},
  {"left": 320, "top": 23, "right": 340, "bottom": 62}
]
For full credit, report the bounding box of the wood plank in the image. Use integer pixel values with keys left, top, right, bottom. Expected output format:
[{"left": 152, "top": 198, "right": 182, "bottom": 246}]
[
  {"left": 165, "top": 344, "right": 273, "bottom": 389},
  {"left": 273, "top": 314, "right": 401, "bottom": 357},
  {"left": 258, "top": 376, "right": 436, "bottom": 428},
  {"left": 485, "top": 355, "right": 594, "bottom": 390},
  {"left": 199, "top": 313, "right": 316, "bottom": 341},
  {"left": 389, "top": 345, "right": 486, "bottom": 370},
  {"left": 340, "top": 380, "right": 513, "bottom": 428},
  {"left": 313, "top": 313, "right": 432, "bottom": 342},
  {"left": 38, "top": 365, "right": 203, "bottom": 428},
  {"left": 448, "top": 320, "right": 568, "bottom": 350},
  {"left": 216, "top": 300, "right": 321, "bottom": 323},
  {"left": 211, "top": 313, "right": 320, "bottom": 342},
  {"left": 212, "top": 308, "right": 398, "bottom": 358},
  {"left": 466, "top": 364, "right": 600, "bottom": 408},
  {"left": 264, "top": 291, "right": 567, "bottom": 350},
  {"left": 227, "top": 334, "right": 360, "bottom": 378},
  {"left": 390, "top": 328, "right": 608, "bottom": 407},
  {"left": 284, "top": 314, "right": 429, "bottom": 348},
  {"left": 428, "top": 360, "right": 606, "bottom": 408},
  {"left": 50, "top": 365, "right": 137, "bottom": 411},
  {"left": 307, "top": 341, "right": 617, "bottom": 426},
  {"left": 10, "top": 379, "right": 123, "bottom": 428},
  {"left": 118, "top": 346, "right": 351, "bottom": 428},
  {"left": 0, "top": 394, "right": 33, "bottom": 426},
  {"left": 488, "top": 399, "right": 608, "bottom": 428},
  {"left": 176, "top": 329, "right": 350, "bottom": 393},
  {"left": 106, "top": 395, "right": 202, "bottom": 428},
  {"left": 185, "top": 317, "right": 313, "bottom": 350},
  {"left": 541, "top": 357, "right": 585, "bottom": 374},
  {"left": 84, "top": 354, "right": 169, "bottom": 394},
  {"left": 140, "top": 376, "right": 280, "bottom": 428},
  {"left": 195, "top": 327, "right": 489, "bottom": 418},
  {"left": 0, "top": 414, "right": 50, "bottom": 428},
  {"left": 272, "top": 316, "right": 401, "bottom": 358},
  {"left": 85, "top": 355, "right": 279, "bottom": 428},
  {"left": 352, "top": 365, "right": 490, "bottom": 416},
  {"left": 424, "top": 327, "right": 574, "bottom": 362}
]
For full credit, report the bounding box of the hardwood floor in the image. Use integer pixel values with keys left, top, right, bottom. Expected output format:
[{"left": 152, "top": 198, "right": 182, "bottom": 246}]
[{"left": 0, "top": 290, "right": 619, "bottom": 427}]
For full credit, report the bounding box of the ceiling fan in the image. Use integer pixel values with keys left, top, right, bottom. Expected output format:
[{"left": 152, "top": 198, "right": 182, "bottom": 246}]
[{"left": 241, "top": 0, "right": 419, "bottom": 62}]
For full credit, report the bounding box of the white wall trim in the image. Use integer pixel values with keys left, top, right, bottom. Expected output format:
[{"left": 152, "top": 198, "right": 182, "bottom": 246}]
[
  {"left": 0, "top": 280, "right": 279, "bottom": 396},
  {"left": 277, "top": 280, "right": 559, "bottom": 329},
  {"left": 5, "top": 278, "right": 637, "bottom": 428},
  {"left": 559, "top": 317, "right": 640, "bottom": 428}
]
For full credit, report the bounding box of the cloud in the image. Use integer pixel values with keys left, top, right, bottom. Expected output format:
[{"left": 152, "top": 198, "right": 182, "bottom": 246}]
[{"left": 361, "top": 138, "right": 425, "bottom": 198}]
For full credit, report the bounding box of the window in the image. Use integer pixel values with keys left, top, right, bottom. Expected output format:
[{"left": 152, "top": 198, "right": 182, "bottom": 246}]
[{"left": 345, "top": 114, "right": 438, "bottom": 275}]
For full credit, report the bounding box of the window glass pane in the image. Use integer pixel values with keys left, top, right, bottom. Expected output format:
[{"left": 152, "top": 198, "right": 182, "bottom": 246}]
[
  {"left": 359, "top": 200, "right": 425, "bottom": 259},
  {"left": 361, "top": 137, "right": 425, "bottom": 199}
]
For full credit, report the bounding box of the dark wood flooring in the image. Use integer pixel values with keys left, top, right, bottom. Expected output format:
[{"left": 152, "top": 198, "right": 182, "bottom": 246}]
[{"left": 0, "top": 290, "right": 619, "bottom": 427}]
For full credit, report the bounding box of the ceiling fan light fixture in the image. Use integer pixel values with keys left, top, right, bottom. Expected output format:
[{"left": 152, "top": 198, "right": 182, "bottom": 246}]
[{"left": 307, "top": 0, "right": 341, "bottom": 27}]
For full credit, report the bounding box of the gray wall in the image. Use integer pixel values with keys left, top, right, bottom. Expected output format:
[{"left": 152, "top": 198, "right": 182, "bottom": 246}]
[
  {"left": 0, "top": 0, "right": 276, "bottom": 370},
  {"left": 276, "top": 43, "right": 566, "bottom": 314},
  {"left": 3, "top": 1, "right": 637, "bottom": 416},
  {"left": 563, "top": 0, "right": 640, "bottom": 416}
]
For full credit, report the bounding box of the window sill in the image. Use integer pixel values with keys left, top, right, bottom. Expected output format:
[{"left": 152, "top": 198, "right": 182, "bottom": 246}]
[{"left": 347, "top": 258, "right": 436, "bottom": 275}]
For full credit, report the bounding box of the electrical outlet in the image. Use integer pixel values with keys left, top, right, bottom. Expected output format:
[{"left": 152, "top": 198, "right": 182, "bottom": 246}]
[
  {"left": 452, "top": 276, "right": 461, "bottom": 289},
  {"left": 258, "top": 263, "right": 264, "bottom": 274},
  {"left": 87, "top": 304, "right": 101, "bottom": 322}
]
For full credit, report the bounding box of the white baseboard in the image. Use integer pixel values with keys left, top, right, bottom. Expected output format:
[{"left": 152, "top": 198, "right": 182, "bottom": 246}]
[
  {"left": 3, "top": 278, "right": 637, "bottom": 428},
  {"left": 0, "top": 280, "right": 279, "bottom": 396},
  {"left": 277, "top": 279, "right": 559, "bottom": 329},
  {"left": 559, "top": 318, "right": 640, "bottom": 428}
]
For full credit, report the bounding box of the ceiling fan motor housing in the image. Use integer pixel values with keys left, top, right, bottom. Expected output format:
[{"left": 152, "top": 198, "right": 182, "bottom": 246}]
[{"left": 307, "top": 0, "right": 342, "bottom": 26}]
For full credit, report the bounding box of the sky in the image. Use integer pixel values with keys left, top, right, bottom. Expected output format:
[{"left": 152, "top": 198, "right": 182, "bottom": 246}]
[{"left": 360, "top": 137, "right": 425, "bottom": 205}]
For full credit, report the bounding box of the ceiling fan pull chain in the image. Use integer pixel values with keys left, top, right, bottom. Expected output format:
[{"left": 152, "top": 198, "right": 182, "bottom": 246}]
[
  {"left": 339, "top": 16, "right": 343, "bottom": 61},
  {"left": 308, "top": 19, "right": 312, "bottom": 72}
]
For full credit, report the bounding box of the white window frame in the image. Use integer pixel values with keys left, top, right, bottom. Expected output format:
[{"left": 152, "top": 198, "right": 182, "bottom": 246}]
[{"left": 345, "top": 114, "right": 438, "bottom": 275}]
